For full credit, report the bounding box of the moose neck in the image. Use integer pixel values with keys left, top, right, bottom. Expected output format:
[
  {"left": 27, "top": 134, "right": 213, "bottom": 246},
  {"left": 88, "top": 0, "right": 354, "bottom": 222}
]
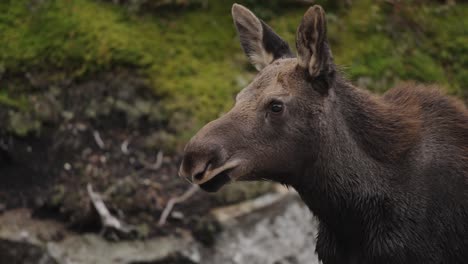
[{"left": 292, "top": 77, "right": 421, "bottom": 245}]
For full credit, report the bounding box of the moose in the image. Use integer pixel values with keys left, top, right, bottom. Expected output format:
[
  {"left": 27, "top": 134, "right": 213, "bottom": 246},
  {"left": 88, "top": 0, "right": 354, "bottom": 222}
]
[{"left": 179, "top": 4, "right": 468, "bottom": 264}]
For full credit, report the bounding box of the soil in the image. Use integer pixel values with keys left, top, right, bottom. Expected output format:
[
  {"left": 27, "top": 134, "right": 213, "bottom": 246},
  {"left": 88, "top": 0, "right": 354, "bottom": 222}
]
[{"left": 0, "top": 69, "right": 271, "bottom": 243}]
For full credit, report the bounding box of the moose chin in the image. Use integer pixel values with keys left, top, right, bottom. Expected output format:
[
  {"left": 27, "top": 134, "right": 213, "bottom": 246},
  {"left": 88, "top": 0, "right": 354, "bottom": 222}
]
[{"left": 179, "top": 3, "right": 468, "bottom": 264}]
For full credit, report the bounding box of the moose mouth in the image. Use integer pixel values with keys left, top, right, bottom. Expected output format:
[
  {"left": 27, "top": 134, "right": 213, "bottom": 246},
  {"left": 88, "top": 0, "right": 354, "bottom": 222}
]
[
  {"left": 198, "top": 168, "right": 233, "bottom": 192},
  {"left": 193, "top": 159, "right": 242, "bottom": 192}
]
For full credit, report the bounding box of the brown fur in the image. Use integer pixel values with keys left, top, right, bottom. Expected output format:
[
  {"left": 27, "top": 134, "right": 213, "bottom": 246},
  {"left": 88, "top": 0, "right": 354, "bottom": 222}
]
[{"left": 180, "top": 4, "right": 468, "bottom": 264}]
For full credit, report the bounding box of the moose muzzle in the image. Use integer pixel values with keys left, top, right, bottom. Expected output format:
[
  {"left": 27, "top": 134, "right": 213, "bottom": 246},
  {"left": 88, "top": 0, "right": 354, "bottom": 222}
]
[{"left": 179, "top": 119, "right": 243, "bottom": 192}]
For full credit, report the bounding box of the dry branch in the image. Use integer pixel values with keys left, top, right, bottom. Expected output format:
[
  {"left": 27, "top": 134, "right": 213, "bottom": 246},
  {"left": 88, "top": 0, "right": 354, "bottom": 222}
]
[
  {"left": 87, "top": 183, "right": 134, "bottom": 236},
  {"left": 158, "top": 185, "right": 199, "bottom": 226},
  {"left": 121, "top": 138, "right": 130, "bottom": 154},
  {"left": 140, "top": 150, "right": 164, "bottom": 171},
  {"left": 92, "top": 130, "right": 105, "bottom": 149}
]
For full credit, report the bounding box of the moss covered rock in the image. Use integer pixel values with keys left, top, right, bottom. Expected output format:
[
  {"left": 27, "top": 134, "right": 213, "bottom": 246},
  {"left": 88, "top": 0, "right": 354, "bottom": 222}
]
[{"left": 1, "top": 0, "right": 466, "bottom": 142}]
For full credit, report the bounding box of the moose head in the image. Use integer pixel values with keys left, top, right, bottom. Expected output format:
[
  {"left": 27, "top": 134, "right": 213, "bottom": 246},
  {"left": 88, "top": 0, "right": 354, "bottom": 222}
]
[{"left": 179, "top": 4, "right": 336, "bottom": 192}]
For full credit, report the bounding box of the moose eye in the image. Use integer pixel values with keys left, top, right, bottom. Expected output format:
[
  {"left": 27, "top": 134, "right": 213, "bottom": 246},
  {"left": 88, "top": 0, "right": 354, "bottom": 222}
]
[{"left": 269, "top": 101, "right": 284, "bottom": 114}]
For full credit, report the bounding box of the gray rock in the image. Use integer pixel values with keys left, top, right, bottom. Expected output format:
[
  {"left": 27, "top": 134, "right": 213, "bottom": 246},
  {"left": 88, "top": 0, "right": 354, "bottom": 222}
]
[
  {"left": 196, "top": 192, "right": 320, "bottom": 264},
  {"left": 0, "top": 190, "right": 320, "bottom": 264},
  {"left": 0, "top": 239, "right": 58, "bottom": 264}
]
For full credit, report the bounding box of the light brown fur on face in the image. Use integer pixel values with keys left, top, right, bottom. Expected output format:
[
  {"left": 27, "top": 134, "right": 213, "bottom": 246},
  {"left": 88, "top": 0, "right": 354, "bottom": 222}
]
[
  {"left": 179, "top": 57, "right": 321, "bottom": 189},
  {"left": 235, "top": 59, "right": 297, "bottom": 107}
]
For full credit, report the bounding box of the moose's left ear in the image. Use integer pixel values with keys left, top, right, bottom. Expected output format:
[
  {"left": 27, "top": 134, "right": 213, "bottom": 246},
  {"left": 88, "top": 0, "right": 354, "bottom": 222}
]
[
  {"left": 232, "top": 4, "right": 293, "bottom": 71},
  {"left": 296, "top": 5, "right": 334, "bottom": 78}
]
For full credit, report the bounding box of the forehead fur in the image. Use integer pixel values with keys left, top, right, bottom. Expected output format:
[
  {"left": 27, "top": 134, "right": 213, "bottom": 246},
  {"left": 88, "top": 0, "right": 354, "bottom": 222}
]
[{"left": 236, "top": 58, "right": 299, "bottom": 103}]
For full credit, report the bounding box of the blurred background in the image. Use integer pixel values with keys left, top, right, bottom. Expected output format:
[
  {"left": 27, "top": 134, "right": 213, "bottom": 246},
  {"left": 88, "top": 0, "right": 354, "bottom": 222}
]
[{"left": 0, "top": 0, "right": 466, "bottom": 263}]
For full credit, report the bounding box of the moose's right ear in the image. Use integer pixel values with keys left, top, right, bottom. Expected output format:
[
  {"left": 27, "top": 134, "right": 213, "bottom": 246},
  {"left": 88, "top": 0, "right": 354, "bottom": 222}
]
[{"left": 232, "top": 4, "right": 293, "bottom": 71}]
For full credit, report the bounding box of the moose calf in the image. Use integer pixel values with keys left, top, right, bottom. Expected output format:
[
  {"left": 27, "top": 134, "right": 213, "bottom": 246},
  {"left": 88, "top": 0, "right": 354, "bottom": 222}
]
[{"left": 179, "top": 4, "right": 468, "bottom": 264}]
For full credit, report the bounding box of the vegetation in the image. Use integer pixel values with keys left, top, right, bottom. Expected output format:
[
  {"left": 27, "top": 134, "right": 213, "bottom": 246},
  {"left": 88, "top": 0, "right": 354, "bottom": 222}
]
[
  {"left": 0, "top": 0, "right": 467, "bottom": 145},
  {"left": 0, "top": 0, "right": 466, "bottom": 241}
]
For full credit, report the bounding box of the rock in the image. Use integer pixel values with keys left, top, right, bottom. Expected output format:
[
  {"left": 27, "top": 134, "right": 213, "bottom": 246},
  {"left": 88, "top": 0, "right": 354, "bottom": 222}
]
[
  {"left": 0, "top": 209, "right": 60, "bottom": 264},
  {"left": 0, "top": 239, "right": 58, "bottom": 264},
  {"left": 198, "top": 190, "right": 320, "bottom": 264},
  {"left": 47, "top": 234, "right": 195, "bottom": 264},
  {"left": 0, "top": 190, "right": 320, "bottom": 264},
  {"left": 0, "top": 209, "right": 197, "bottom": 264}
]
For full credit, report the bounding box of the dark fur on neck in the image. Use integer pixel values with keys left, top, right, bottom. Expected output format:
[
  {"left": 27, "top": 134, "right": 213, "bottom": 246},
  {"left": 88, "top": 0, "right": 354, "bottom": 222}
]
[{"left": 292, "top": 76, "right": 468, "bottom": 264}]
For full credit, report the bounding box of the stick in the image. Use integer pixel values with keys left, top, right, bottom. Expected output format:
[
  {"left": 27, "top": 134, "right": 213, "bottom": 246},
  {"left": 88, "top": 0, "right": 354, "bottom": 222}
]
[
  {"left": 87, "top": 184, "right": 130, "bottom": 234},
  {"left": 140, "top": 151, "right": 164, "bottom": 171},
  {"left": 121, "top": 138, "right": 130, "bottom": 154},
  {"left": 93, "top": 130, "right": 105, "bottom": 149},
  {"left": 158, "top": 185, "right": 198, "bottom": 226}
]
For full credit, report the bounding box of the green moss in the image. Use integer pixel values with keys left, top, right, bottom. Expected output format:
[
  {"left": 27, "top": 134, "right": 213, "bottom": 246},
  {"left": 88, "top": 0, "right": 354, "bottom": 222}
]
[
  {"left": 415, "top": 5, "right": 468, "bottom": 96},
  {"left": 233, "top": 1, "right": 467, "bottom": 97},
  {"left": 1, "top": 0, "right": 467, "bottom": 142},
  {"left": 0, "top": 0, "right": 162, "bottom": 75},
  {"left": 0, "top": 0, "right": 245, "bottom": 140},
  {"left": 0, "top": 92, "right": 28, "bottom": 110}
]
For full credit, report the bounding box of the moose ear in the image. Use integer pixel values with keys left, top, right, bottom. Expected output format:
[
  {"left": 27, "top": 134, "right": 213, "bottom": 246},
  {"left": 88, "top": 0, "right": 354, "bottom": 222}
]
[
  {"left": 232, "top": 4, "right": 293, "bottom": 71},
  {"left": 296, "top": 5, "right": 334, "bottom": 78}
]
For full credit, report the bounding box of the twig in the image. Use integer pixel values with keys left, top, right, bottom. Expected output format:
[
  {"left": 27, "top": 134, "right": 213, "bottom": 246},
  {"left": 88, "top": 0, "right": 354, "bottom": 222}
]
[
  {"left": 87, "top": 184, "right": 132, "bottom": 234},
  {"left": 158, "top": 185, "right": 199, "bottom": 226},
  {"left": 93, "top": 130, "right": 105, "bottom": 149},
  {"left": 140, "top": 151, "right": 164, "bottom": 171},
  {"left": 121, "top": 138, "right": 131, "bottom": 154}
]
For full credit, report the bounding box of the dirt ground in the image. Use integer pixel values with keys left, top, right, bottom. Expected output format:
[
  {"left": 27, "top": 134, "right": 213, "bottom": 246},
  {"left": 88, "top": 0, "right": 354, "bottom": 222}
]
[{"left": 0, "top": 70, "right": 273, "bottom": 243}]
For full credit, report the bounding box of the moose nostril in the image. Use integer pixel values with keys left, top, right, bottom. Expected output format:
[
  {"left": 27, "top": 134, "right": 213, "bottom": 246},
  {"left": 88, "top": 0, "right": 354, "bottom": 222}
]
[
  {"left": 192, "top": 161, "right": 211, "bottom": 182},
  {"left": 194, "top": 171, "right": 205, "bottom": 181}
]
